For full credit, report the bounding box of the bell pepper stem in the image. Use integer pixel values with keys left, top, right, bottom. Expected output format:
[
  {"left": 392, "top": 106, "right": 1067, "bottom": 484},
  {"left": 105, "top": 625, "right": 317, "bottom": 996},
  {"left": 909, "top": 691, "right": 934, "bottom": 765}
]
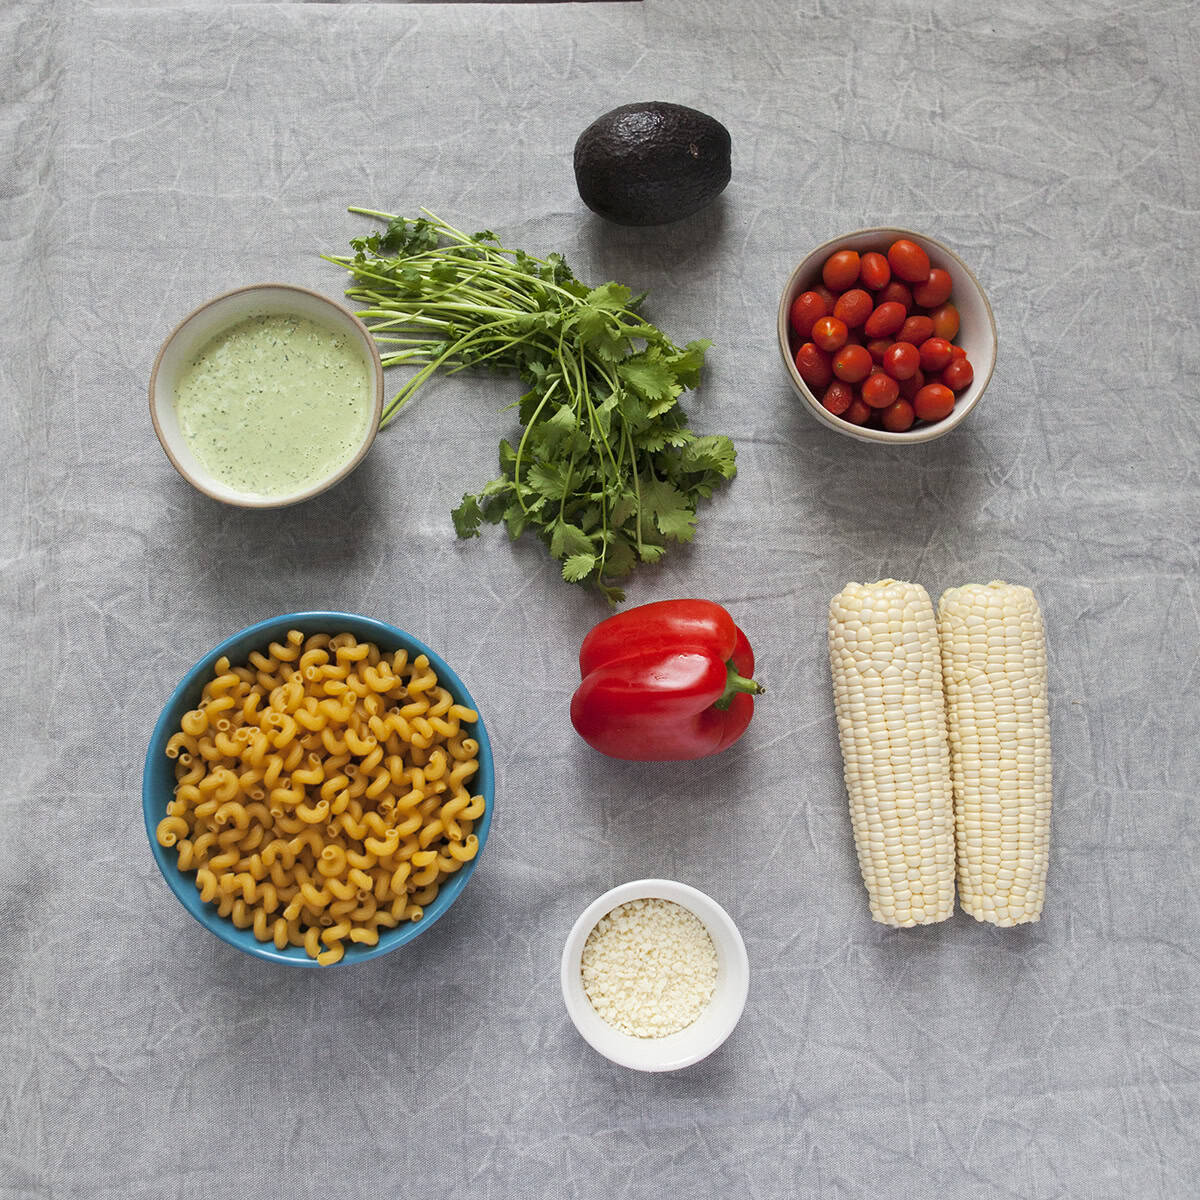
[{"left": 712, "top": 660, "right": 765, "bottom": 711}]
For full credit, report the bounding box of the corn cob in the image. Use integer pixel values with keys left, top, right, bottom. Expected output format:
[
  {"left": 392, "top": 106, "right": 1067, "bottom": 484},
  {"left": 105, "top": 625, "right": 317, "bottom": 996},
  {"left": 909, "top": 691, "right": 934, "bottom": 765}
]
[
  {"left": 938, "top": 582, "right": 1052, "bottom": 926},
  {"left": 828, "top": 580, "right": 956, "bottom": 927}
]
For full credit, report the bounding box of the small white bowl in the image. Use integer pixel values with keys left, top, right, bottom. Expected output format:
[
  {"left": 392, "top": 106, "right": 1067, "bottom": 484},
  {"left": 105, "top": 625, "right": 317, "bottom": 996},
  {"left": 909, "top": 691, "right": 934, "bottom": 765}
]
[
  {"left": 778, "top": 227, "right": 997, "bottom": 445},
  {"left": 150, "top": 283, "right": 384, "bottom": 507},
  {"left": 560, "top": 879, "right": 749, "bottom": 1072}
]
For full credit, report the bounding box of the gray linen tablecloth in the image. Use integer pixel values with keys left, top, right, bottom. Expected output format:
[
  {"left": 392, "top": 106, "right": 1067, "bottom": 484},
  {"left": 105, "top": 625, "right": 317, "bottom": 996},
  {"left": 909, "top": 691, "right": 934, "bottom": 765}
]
[{"left": 2, "top": 1, "right": 1198, "bottom": 1196}]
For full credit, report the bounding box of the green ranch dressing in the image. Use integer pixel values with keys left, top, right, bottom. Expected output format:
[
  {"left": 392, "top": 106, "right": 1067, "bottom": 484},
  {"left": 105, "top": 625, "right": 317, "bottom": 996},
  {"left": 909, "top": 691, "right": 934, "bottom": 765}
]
[{"left": 175, "top": 312, "right": 372, "bottom": 498}]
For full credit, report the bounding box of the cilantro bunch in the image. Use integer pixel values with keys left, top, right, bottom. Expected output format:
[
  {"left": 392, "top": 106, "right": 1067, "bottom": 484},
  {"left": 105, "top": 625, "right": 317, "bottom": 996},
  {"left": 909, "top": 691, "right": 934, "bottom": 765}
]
[{"left": 325, "top": 209, "right": 736, "bottom": 604}]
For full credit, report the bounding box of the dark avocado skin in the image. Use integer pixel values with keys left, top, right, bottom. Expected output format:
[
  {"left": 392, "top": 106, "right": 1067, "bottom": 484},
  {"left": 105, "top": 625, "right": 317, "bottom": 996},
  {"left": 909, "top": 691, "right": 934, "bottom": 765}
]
[{"left": 574, "top": 102, "right": 731, "bottom": 227}]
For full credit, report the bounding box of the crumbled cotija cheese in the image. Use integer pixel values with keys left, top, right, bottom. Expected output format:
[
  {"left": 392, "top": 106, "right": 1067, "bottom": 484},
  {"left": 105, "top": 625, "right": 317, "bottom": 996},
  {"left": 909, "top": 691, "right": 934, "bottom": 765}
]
[{"left": 580, "top": 898, "right": 719, "bottom": 1038}]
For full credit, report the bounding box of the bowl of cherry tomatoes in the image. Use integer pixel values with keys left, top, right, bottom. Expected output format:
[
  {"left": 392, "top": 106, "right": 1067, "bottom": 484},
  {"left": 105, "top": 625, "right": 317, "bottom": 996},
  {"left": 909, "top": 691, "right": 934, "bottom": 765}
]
[{"left": 778, "top": 228, "right": 996, "bottom": 444}]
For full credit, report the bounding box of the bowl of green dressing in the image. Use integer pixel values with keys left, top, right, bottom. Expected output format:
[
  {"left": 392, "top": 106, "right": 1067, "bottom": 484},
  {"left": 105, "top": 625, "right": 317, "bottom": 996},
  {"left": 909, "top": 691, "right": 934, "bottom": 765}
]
[{"left": 150, "top": 284, "right": 384, "bottom": 507}]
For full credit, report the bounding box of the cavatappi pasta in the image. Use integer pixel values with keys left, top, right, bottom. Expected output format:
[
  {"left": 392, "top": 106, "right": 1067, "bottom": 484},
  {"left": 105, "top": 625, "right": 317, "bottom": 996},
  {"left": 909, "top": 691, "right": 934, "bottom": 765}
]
[{"left": 156, "top": 630, "right": 485, "bottom": 965}]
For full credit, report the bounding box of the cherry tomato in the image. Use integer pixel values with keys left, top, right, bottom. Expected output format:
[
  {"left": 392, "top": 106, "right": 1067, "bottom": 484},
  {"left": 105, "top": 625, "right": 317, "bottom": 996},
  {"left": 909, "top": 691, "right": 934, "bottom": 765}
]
[
  {"left": 913, "top": 268, "right": 953, "bottom": 308},
  {"left": 930, "top": 303, "right": 960, "bottom": 340},
  {"left": 822, "top": 249, "right": 861, "bottom": 292},
  {"left": 863, "top": 301, "right": 907, "bottom": 339},
  {"left": 842, "top": 396, "right": 871, "bottom": 426},
  {"left": 790, "top": 290, "right": 830, "bottom": 340},
  {"left": 811, "top": 315, "right": 849, "bottom": 352},
  {"left": 882, "top": 341, "right": 920, "bottom": 380},
  {"left": 897, "top": 315, "right": 935, "bottom": 346},
  {"left": 832, "top": 343, "right": 872, "bottom": 383},
  {"left": 941, "top": 357, "right": 974, "bottom": 391},
  {"left": 861, "top": 372, "right": 900, "bottom": 409},
  {"left": 918, "top": 336, "right": 954, "bottom": 372},
  {"left": 913, "top": 383, "right": 955, "bottom": 422},
  {"left": 949, "top": 343, "right": 968, "bottom": 360},
  {"left": 821, "top": 379, "right": 854, "bottom": 416},
  {"left": 795, "top": 342, "right": 833, "bottom": 390},
  {"left": 866, "top": 338, "right": 894, "bottom": 364},
  {"left": 859, "top": 251, "right": 891, "bottom": 290},
  {"left": 880, "top": 399, "right": 916, "bottom": 432},
  {"left": 897, "top": 367, "right": 926, "bottom": 399},
  {"left": 833, "top": 288, "right": 873, "bottom": 329},
  {"left": 888, "top": 239, "right": 931, "bottom": 284},
  {"left": 879, "top": 280, "right": 913, "bottom": 310}
]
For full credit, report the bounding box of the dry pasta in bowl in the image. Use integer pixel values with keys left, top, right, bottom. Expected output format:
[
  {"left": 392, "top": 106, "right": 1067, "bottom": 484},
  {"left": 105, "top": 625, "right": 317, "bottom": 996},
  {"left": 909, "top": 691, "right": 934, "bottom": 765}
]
[{"left": 143, "top": 613, "right": 494, "bottom": 966}]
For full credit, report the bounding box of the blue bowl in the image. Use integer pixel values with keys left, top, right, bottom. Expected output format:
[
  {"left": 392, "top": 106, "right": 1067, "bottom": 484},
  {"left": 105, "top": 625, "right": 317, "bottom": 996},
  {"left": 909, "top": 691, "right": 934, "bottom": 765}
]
[{"left": 143, "top": 611, "right": 495, "bottom": 966}]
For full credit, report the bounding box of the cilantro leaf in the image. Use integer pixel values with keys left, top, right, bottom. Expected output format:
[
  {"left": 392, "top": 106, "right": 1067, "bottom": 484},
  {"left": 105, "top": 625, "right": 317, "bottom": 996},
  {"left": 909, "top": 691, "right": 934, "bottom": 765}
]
[
  {"left": 617, "top": 353, "right": 680, "bottom": 406},
  {"left": 600, "top": 537, "right": 637, "bottom": 580},
  {"left": 599, "top": 582, "right": 626, "bottom": 605},
  {"left": 503, "top": 502, "right": 528, "bottom": 540},
  {"left": 537, "top": 403, "right": 587, "bottom": 457},
  {"left": 583, "top": 282, "right": 633, "bottom": 312},
  {"left": 679, "top": 434, "right": 737, "bottom": 479},
  {"left": 591, "top": 392, "right": 619, "bottom": 441},
  {"left": 562, "top": 553, "right": 598, "bottom": 583},
  {"left": 640, "top": 476, "right": 697, "bottom": 542},
  {"left": 527, "top": 461, "right": 570, "bottom": 502},
  {"left": 452, "top": 494, "right": 483, "bottom": 538},
  {"left": 668, "top": 340, "right": 711, "bottom": 389},
  {"left": 574, "top": 307, "right": 627, "bottom": 362},
  {"left": 550, "top": 521, "right": 596, "bottom": 560}
]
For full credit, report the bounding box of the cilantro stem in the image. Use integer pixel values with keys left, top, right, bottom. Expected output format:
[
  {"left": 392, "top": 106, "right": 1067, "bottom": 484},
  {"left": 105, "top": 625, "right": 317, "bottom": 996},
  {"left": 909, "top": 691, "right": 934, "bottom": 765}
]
[
  {"left": 512, "top": 379, "right": 558, "bottom": 513},
  {"left": 626, "top": 422, "right": 645, "bottom": 557},
  {"left": 383, "top": 317, "right": 523, "bottom": 425},
  {"left": 345, "top": 206, "right": 395, "bottom": 223}
]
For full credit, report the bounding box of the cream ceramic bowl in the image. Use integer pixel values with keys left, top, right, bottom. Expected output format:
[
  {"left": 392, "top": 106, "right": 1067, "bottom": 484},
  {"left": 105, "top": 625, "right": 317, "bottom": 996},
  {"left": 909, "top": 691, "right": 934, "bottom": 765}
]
[
  {"left": 561, "top": 879, "right": 749, "bottom": 1072},
  {"left": 150, "top": 283, "right": 384, "bottom": 507},
  {"left": 778, "top": 228, "right": 997, "bottom": 445}
]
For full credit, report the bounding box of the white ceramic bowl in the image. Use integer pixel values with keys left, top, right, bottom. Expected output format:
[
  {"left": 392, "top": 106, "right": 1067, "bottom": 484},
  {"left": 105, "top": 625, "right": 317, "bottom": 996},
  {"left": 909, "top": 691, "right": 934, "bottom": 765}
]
[
  {"left": 150, "top": 283, "right": 384, "bottom": 507},
  {"left": 560, "top": 879, "right": 749, "bottom": 1072},
  {"left": 778, "top": 228, "right": 997, "bottom": 445}
]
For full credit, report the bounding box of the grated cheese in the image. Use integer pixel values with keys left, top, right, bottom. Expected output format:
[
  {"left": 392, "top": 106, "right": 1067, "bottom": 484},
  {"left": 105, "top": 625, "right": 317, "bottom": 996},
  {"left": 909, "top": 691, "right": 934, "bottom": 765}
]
[{"left": 580, "top": 898, "right": 719, "bottom": 1038}]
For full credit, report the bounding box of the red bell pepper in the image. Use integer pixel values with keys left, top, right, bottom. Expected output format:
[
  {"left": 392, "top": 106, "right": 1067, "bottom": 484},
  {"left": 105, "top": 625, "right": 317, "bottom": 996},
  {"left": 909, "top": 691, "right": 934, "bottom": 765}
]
[{"left": 570, "top": 599, "right": 764, "bottom": 761}]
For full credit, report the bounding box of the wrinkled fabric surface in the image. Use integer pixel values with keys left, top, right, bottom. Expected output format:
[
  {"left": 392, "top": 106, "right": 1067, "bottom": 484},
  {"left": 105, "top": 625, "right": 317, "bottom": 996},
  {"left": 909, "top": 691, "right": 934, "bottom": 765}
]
[{"left": 1, "top": 1, "right": 1198, "bottom": 1197}]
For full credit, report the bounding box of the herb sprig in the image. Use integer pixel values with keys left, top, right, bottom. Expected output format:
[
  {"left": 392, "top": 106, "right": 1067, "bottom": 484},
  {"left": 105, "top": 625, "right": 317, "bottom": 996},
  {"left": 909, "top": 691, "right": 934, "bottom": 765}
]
[{"left": 325, "top": 209, "right": 736, "bottom": 604}]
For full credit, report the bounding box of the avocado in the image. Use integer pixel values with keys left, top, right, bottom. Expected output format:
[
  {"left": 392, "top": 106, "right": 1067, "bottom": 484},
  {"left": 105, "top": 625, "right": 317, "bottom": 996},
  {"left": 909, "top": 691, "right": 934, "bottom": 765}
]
[{"left": 573, "top": 102, "right": 731, "bottom": 227}]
